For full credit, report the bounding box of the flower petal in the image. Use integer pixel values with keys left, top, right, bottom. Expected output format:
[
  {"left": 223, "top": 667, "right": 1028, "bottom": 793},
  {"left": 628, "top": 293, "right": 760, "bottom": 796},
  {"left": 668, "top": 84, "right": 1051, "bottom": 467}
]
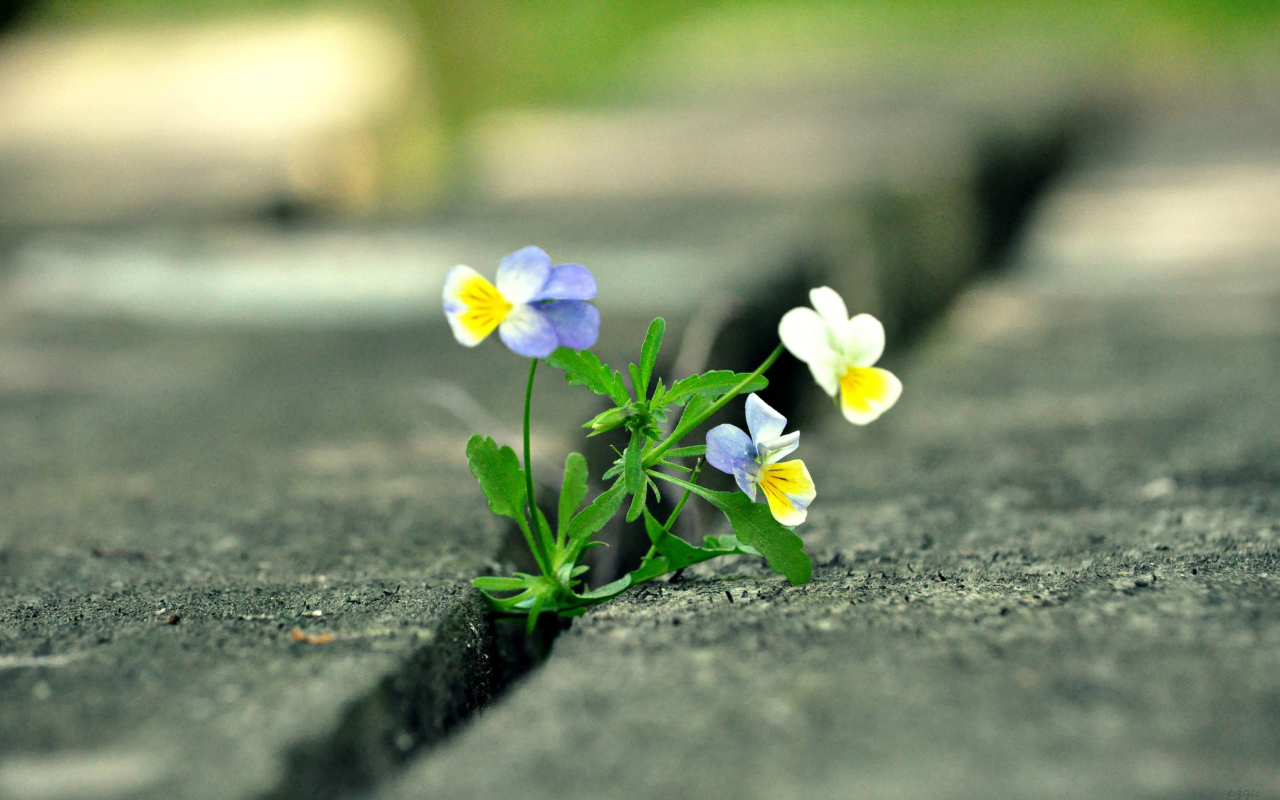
[
  {"left": 778, "top": 307, "right": 841, "bottom": 396},
  {"left": 745, "top": 393, "right": 787, "bottom": 445},
  {"left": 809, "top": 287, "right": 849, "bottom": 331},
  {"left": 498, "top": 304, "right": 559, "bottom": 358},
  {"left": 757, "top": 430, "right": 799, "bottom": 464},
  {"left": 443, "top": 265, "right": 511, "bottom": 347},
  {"left": 540, "top": 300, "right": 600, "bottom": 350},
  {"left": 535, "top": 264, "right": 596, "bottom": 301},
  {"left": 495, "top": 246, "right": 552, "bottom": 306},
  {"left": 706, "top": 424, "right": 755, "bottom": 477},
  {"left": 758, "top": 460, "right": 815, "bottom": 527},
  {"left": 840, "top": 313, "right": 886, "bottom": 367},
  {"left": 838, "top": 366, "right": 902, "bottom": 425}
]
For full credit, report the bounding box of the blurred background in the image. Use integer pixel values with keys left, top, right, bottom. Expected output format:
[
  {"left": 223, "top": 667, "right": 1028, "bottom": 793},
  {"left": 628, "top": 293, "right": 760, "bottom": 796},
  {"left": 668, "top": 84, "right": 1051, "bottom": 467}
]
[{"left": 0, "top": 0, "right": 1275, "bottom": 225}]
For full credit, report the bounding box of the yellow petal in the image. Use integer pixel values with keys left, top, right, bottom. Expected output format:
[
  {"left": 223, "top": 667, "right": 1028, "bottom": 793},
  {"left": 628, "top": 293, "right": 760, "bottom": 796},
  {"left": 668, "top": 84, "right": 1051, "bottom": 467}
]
[
  {"left": 838, "top": 366, "right": 902, "bottom": 425},
  {"left": 445, "top": 268, "right": 513, "bottom": 346},
  {"left": 758, "top": 460, "right": 816, "bottom": 527}
]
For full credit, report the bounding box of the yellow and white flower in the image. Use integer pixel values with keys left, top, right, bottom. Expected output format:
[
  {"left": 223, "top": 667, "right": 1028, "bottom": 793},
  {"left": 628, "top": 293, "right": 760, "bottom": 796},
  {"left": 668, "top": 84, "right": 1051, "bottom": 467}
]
[{"left": 778, "top": 287, "right": 901, "bottom": 425}]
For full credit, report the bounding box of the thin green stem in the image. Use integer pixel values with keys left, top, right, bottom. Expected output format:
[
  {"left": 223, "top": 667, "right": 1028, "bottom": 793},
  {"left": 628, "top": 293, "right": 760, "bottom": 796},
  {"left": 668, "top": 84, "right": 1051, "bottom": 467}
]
[
  {"left": 523, "top": 358, "right": 552, "bottom": 573},
  {"left": 643, "top": 459, "right": 702, "bottom": 561},
  {"left": 645, "top": 343, "right": 785, "bottom": 466}
]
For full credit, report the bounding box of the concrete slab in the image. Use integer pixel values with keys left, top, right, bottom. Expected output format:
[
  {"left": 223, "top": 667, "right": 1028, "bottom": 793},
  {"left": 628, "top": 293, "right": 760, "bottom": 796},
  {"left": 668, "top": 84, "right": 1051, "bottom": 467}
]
[{"left": 375, "top": 103, "right": 1280, "bottom": 800}]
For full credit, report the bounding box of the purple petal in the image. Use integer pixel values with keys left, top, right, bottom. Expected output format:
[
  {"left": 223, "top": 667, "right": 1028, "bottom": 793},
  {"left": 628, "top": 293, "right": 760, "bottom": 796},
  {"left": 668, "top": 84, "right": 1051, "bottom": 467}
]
[
  {"left": 745, "top": 393, "right": 787, "bottom": 445},
  {"left": 495, "top": 246, "right": 552, "bottom": 306},
  {"left": 498, "top": 305, "right": 558, "bottom": 358},
  {"left": 706, "top": 424, "right": 755, "bottom": 476},
  {"left": 540, "top": 300, "right": 600, "bottom": 350},
  {"left": 535, "top": 264, "right": 596, "bottom": 302}
]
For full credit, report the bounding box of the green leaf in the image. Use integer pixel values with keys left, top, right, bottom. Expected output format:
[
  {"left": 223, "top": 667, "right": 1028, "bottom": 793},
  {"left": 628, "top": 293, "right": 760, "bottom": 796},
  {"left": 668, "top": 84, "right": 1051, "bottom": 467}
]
[
  {"left": 558, "top": 452, "right": 589, "bottom": 538},
  {"left": 465, "top": 435, "right": 525, "bottom": 521},
  {"left": 564, "top": 480, "right": 626, "bottom": 542},
  {"left": 702, "top": 534, "right": 760, "bottom": 556},
  {"left": 650, "top": 474, "right": 812, "bottom": 585},
  {"left": 628, "top": 363, "right": 644, "bottom": 401},
  {"left": 472, "top": 576, "right": 532, "bottom": 592},
  {"left": 638, "top": 317, "right": 665, "bottom": 399},
  {"left": 572, "top": 574, "right": 632, "bottom": 602},
  {"left": 642, "top": 509, "right": 705, "bottom": 569},
  {"left": 664, "top": 445, "right": 706, "bottom": 458},
  {"left": 664, "top": 371, "right": 769, "bottom": 408},
  {"left": 627, "top": 555, "right": 672, "bottom": 584},
  {"left": 626, "top": 475, "right": 648, "bottom": 523},
  {"left": 651, "top": 378, "right": 666, "bottom": 408},
  {"left": 547, "top": 348, "right": 629, "bottom": 405},
  {"left": 623, "top": 429, "right": 644, "bottom": 495},
  {"left": 672, "top": 394, "right": 710, "bottom": 438}
]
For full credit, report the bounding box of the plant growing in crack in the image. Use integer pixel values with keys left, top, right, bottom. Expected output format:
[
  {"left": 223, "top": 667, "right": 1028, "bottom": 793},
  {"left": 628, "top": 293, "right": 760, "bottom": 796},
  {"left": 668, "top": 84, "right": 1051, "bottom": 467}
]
[{"left": 444, "top": 246, "right": 901, "bottom": 631}]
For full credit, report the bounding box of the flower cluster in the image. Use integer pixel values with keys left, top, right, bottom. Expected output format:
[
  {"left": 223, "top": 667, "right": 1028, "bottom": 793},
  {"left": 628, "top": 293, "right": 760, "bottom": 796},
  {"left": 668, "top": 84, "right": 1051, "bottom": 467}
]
[{"left": 445, "top": 248, "right": 900, "bottom": 628}]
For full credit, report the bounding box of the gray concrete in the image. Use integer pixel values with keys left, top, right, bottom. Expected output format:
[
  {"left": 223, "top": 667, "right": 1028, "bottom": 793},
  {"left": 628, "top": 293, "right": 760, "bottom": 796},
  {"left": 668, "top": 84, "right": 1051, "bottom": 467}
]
[
  {"left": 0, "top": 321, "right": 588, "bottom": 800},
  {"left": 376, "top": 104, "right": 1280, "bottom": 800}
]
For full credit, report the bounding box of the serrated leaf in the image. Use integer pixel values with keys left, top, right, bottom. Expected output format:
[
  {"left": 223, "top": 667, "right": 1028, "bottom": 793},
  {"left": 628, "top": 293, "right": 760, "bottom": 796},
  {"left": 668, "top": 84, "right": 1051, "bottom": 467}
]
[
  {"left": 651, "top": 474, "right": 812, "bottom": 585},
  {"left": 664, "top": 371, "right": 769, "bottom": 408},
  {"left": 564, "top": 480, "right": 627, "bottom": 542},
  {"left": 638, "top": 317, "right": 665, "bottom": 399},
  {"left": 465, "top": 435, "right": 525, "bottom": 521},
  {"left": 547, "top": 348, "right": 630, "bottom": 405},
  {"left": 651, "top": 378, "right": 666, "bottom": 408},
  {"left": 558, "top": 452, "right": 589, "bottom": 538}
]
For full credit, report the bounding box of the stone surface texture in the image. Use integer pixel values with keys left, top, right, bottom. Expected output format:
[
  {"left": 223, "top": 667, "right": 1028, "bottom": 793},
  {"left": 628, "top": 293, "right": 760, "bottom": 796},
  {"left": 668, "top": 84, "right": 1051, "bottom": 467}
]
[{"left": 377, "top": 104, "right": 1280, "bottom": 800}]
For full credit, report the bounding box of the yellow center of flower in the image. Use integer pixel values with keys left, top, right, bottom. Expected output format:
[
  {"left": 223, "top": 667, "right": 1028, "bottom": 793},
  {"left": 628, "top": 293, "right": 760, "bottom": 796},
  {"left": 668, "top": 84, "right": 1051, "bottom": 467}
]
[
  {"left": 758, "top": 460, "right": 812, "bottom": 525},
  {"left": 839, "top": 366, "right": 893, "bottom": 415},
  {"left": 458, "top": 274, "right": 514, "bottom": 340}
]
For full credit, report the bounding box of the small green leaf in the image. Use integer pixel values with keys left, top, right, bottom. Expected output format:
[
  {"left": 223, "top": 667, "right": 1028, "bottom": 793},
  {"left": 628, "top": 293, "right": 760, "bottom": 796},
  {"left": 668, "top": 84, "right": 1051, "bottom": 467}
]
[
  {"left": 628, "top": 363, "right": 645, "bottom": 401},
  {"left": 623, "top": 429, "right": 644, "bottom": 495},
  {"left": 558, "top": 452, "right": 589, "bottom": 538},
  {"left": 638, "top": 317, "right": 665, "bottom": 399},
  {"left": 526, "top": 593, "right": 546, "bottom": 634},
  {"left": 627, "top": 555, "right": 672, "bottom": 584},
  {"left": 547, "top": 348, "right": 629, "bottom": 405},
  {"left": 669, "top": 394, "right": 710, "bottom": 441},
  {"left": 651, "top": 378, "right": 666, "bottom": 408},
  {"left": 664, "top": 371, "right": 769, "bottom": 408},
  {"left": 664, "top": 445, "right": 707, "bottom": 458},
  {"left": 702, "top": 534, "right": 760, "bottom": 556},
  {"left": 651, "top": 474, "right": 812, "bottom": 585},
  {"left": 564, "top": 480, "right": 626, "bottom": 542},
  {"left": 472, "top": 576, "right": 533, "bottom": 592},
  {"left": 465, "top": 435, "right": 525, "bottom": 521},
  {"left": 572, "top": 574, "right": 632, "bottom": 602},
  {"left": 626, "top": 475, "right": 648, "bottom": 522}
]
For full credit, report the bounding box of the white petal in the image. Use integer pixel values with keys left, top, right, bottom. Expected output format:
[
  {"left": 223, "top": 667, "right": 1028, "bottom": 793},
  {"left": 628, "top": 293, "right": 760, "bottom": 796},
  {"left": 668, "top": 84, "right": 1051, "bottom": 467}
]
[
  {"left": 840, "top": 313, "right": 886, "bottom": 367},
  {"left": 809, "top": 287, "right": 848, "bottom": 331},
  {"left": 779, "top": 307, "right": 836, "bottom": 363},
  {"left": 494, "top": 246, "right": 552, "bottom": 306},
  {"left": 806, "top": 352, "right": 841, "bottom": 397},
  {"left": 758, "top": 430, "right": 799, "bottom": 464},
  {"left": 745, "top": 393, "right": 787, "bottom": 445}
]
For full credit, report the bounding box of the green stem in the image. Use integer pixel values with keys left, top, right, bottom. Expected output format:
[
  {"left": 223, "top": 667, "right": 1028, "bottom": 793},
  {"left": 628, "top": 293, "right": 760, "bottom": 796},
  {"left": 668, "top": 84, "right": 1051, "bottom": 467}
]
[
  {"left": 523, "top": 358, "right": 553, "bottom": 573},
  {"left": 642, "top": 459, "right": 703, "bottom": 561},
  {"left": 645, "top": 343, "right": 785, "bottom": 467}
]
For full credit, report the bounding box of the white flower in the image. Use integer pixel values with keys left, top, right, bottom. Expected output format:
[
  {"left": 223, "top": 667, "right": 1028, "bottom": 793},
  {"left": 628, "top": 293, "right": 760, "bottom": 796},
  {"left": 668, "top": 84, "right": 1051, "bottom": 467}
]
[{"left": 778, "top": 287, "right": 902, "bottom": 425}]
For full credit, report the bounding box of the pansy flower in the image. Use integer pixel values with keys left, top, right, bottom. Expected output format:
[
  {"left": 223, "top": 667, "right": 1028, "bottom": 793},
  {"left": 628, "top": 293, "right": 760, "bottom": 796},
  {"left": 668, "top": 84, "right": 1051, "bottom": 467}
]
[
  {"left": 778, "top": 287, "right": 902, "bottom": 425},
  {"left": 706, "top": 393, "right": 816, "bottom": 527},
  {"left": 443, "top": 246, "right": 599, "bottom": 358}
]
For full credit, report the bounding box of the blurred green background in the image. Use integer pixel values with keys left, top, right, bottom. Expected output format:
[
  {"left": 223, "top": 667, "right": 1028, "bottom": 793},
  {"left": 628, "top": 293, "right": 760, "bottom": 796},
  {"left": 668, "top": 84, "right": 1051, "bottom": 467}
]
[{"left": 4, "top": 0, "right": 1279, "bottom": 215}]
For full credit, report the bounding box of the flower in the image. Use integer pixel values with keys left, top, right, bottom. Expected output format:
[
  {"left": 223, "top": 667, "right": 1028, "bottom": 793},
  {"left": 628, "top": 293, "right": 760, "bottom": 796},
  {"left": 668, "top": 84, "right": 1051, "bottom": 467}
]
[
  {"left": 706, "top": 393, "right": 816, "bottom": 527},
  {"left": 443, "top": 246, "right": 599, "bottom": 358},
  {"left": 778, "top": 287, "right": 902, "bottom": 425}
]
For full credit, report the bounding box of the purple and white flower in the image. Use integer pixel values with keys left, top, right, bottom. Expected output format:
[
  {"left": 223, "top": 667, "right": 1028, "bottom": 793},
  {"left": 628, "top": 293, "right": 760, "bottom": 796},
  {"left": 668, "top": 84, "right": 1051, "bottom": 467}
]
[
  {"left": 443, "top": 246, "right": 599, "bottom": 358},
  {"left": 706, "top": 393, "right": 816, "bottom": 527}
]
